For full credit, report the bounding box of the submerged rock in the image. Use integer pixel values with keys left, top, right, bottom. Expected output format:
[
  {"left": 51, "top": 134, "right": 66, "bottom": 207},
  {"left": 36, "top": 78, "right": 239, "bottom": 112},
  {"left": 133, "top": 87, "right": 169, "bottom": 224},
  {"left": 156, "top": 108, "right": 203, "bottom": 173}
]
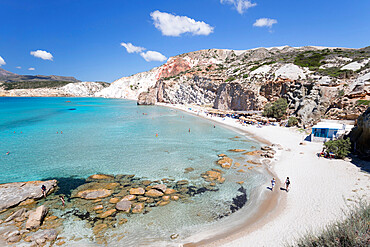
[
  {"left": 98, "top": 209, "right": 116, "bottom": 218},
  {"left": 87, "top": 174, "right": 114, "bottom": 180},
  {"left": 152, "top": 184, "right": 167, "bottom": 193},
  {"left": 131, "top": 203, "right": 145, "bottom": 213},
  {"left": 116, "top": 200, "right": 132, "bottom": 213},
  {"left": 76, "top": 189, "right": 112, "bottom": 199},
  {"left": 129, "top": 187, "right": 145, "bottom": 195},
  {"left": 0, "top": 180, "right": 57, "bottom": 211},
  {"left": 228, "top": 149, "right": 246, "bottom": 152},
  {"left": 145, "top": 189, "right": 164, "bottom": 197}
]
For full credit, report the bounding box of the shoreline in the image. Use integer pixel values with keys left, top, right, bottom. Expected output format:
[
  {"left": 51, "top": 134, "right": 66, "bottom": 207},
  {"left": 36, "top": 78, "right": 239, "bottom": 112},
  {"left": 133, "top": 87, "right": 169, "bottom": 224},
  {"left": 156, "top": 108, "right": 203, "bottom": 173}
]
[
  {"left": 157, "top": 103, "right": 370, "bottom": 247},
  {"left": 157, "top": 103, "right": 286, "bottom": 246}
]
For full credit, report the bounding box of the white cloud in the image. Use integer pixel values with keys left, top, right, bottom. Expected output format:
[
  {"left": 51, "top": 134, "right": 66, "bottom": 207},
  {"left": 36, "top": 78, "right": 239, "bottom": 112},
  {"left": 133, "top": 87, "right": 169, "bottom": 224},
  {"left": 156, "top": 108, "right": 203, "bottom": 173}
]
[
  {"left": 120, "top": 42, "right": 145, "bottom": 53},
  {"left": 28, "top": 67, "right": 35, "bottom": 71},
  {"left": 16, "top": 66, "right": 21, "bottom": 69},
  {"left": 140, "top": 51, "right": 167, "bottom": 62},
  {"left": 253, "top": 18, "right": 277, "bottom": 28},
  {"left": 221, "top": 0, "right": 257, "bottom": 14},
  {"left": 0, "top": 56, "right": 5, "bottom": 66},
  {"left": 150, "top": 10, "right": 214, "bottom": 37},
  {"left": 30, "top": 50, "right": 53, "bottom": 60}
]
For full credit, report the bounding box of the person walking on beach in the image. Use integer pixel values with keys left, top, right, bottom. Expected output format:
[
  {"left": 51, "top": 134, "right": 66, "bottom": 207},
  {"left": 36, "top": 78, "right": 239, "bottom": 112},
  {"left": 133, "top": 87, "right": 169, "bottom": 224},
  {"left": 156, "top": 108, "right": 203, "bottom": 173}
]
[
  {"left": 285, "top": 177, "right": 290, "bottom": 192},
  {"left": 41, "top": 185, "right": 47, "bottom": 198},
  {"left": 271, "top": 178, "right": 276, "bottom": 191},
  {"left": 59, "top": 195, "right": 65, "bottom": 206}
]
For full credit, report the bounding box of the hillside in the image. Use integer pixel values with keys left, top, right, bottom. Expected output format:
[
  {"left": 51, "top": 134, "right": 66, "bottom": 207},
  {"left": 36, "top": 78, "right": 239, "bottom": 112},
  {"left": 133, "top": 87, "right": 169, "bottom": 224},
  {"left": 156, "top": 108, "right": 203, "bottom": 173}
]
[
  {"left": 97, "top": 45, "right": 370, "bottom": 125},
  {"left": 0, "top": 68, "right": 108, "bottom": 97}
]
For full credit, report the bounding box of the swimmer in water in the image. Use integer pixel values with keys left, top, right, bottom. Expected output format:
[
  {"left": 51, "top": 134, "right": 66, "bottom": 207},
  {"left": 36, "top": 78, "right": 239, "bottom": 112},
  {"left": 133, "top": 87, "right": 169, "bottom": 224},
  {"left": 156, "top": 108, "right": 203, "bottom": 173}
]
[
  {"left": 188, "top": 128, "right": 191, "bottom": 133},
  {"left": 156, "top": 133, "right": 158, "bottom": 137},
  {"left": 6, "top": 152, "right": 10, "bottom": 155}
]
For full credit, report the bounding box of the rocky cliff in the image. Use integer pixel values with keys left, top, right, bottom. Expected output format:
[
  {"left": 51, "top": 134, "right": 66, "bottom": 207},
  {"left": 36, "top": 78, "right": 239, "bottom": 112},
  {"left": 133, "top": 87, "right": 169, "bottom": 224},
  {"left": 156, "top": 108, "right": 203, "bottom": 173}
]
[
  {"left": 349, "top": 107, "right": 370, "bottom": 159},
  {"left": 100, "top": 45, "right": 369, "bottom": 125}
]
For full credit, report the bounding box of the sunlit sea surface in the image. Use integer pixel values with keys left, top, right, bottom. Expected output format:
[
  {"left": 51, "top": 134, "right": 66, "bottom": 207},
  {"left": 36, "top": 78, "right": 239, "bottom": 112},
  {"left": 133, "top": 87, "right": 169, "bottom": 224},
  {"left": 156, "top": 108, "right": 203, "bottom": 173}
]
[{"left": 0, "top": 97, "right": 267, "bottom": 246}]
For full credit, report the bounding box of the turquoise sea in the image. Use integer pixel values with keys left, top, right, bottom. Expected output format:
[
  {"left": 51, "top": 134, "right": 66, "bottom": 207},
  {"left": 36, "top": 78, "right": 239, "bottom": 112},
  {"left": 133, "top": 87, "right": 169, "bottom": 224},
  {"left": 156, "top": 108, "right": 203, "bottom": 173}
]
[{"left": 0, "top": 97, "right": 267, "bottom": 245}]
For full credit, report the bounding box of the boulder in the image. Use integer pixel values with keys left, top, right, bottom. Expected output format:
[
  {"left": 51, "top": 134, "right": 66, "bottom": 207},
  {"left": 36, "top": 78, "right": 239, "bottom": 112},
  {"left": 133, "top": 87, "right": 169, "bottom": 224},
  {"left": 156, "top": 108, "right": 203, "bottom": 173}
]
[
  {"left": 152, "top": 184, "right": 167, "bottom": 193},
  {"left": 109, "top": 198, "right": 120, "bottom": 204},
  {"left": 93, "top": 205, "right": 104, "bottom": 211},
  {"left": 26, "top": 205, "right": 48, "bottom": 230},
  {"left": 129, "top": 187, "right": 145, "bottom": 195},
  {"left": 145, "top": 189, "right": 164, "bottom": 197},
  {"left": 76, "top": 189, "right": 112, "bottom": 199},
  {"left": 116, "top": 200, "right": 132, "bottom": 213},
  {"left": 164, "top": 188, "right": 176, "bottom": 195},
  {"left": 0, "top": 180, "right": 57, "bottom": 211},
  {"left": 122, "top": 195, "right": 136, "bottom": 201}
]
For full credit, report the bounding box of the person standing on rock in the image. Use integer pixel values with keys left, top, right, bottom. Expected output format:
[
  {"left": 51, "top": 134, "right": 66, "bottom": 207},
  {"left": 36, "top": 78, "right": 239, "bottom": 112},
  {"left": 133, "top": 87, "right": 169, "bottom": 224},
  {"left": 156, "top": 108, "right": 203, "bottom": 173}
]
[
  {"left": 285, "top": 177, "right": 290, "bottom": 192},
  {"left": 271, "top": 178, "right": 276, "bottom": 191},
  {"left": 41, "top": 185, "right": 47, "bottom": 198}
]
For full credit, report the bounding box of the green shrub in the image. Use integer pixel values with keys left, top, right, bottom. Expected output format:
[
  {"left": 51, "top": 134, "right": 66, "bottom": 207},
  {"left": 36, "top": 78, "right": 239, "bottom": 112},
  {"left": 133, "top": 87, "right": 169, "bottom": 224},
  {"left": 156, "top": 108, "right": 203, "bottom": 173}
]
[
  {"left": 319, "top": 67, "right": 355, "bottom": 78},
  {"left": 324, "top": 138, "right": 351, "bottom": 159},
  {"left": 294, "top": 52, "right": 324, "bottom": 68},
  {"left": 243, "top": 74, "right": 249, "bottom": 78},
  {"left": 287, "top": 116, "right": 298, "bottom": 127},
  {"left": 225, "top": 77, "right": 236, "bottom": 82},
  {"left": 356, "top": 100, "right": 370, "bottom": 106},
  {"left": 250, "top": 65, "right": 261, "bottom": 71},
  {"left": 263, "top": 98, "right": 288, "bottom": 120},
  {"left": 292, "top": 202, "right": 369, "bottom": 247}
]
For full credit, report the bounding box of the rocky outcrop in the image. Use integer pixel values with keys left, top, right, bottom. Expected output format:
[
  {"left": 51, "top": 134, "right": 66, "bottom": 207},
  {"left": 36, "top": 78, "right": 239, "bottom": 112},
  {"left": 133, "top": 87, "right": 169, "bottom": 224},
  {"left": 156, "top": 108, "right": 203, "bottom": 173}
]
[
  {"left": 349, "top": 107, "right": 370, "bottom": 159},
  {"left": 0, "top": 180, "right": 57, "bottom": 211},
  {"left": 214, "top": 83, "right": 261, "bottom": 111}
]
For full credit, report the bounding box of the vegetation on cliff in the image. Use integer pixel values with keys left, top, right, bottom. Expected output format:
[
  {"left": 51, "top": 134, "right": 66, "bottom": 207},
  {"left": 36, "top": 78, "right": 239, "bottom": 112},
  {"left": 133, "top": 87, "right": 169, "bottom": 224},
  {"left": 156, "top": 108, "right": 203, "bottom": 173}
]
[{"left": 263, "top": 98, "right": 288, "bottom": 120}]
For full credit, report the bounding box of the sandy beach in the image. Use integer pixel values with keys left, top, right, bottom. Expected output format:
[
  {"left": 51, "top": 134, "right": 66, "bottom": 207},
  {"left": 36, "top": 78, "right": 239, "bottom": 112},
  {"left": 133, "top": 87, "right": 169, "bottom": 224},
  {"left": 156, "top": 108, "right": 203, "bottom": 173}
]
[{"left": 160, "top": 103, "right": 370, "bottom": 247}]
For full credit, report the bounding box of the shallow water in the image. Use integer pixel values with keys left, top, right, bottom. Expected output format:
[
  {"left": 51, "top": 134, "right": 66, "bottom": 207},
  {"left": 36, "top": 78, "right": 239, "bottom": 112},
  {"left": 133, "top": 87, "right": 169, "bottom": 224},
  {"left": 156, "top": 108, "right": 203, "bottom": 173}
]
[{"left": 0, "top": 97, "right": 267, "bottom": 245}]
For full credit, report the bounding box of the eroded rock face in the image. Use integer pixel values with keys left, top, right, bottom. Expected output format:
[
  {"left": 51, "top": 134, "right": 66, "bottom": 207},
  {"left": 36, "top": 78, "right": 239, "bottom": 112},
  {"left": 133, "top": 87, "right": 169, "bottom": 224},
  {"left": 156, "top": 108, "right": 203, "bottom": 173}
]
[
  {"left": 214, "top": 83, "right": 260, "bottom": 111},
  {"left": 350, "top": 107, "right": 370, "bottom": 159},
  {"left": 0, "top": 180, "right": 57, "bottom": 211},
  {"left": 26, "top": 205, "right": 48, "bottom": 230}
]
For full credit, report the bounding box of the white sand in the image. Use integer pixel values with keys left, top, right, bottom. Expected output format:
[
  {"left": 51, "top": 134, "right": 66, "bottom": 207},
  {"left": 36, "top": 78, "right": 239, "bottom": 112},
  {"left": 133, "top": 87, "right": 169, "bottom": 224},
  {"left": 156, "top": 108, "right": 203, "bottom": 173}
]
[{"left": 159, "top": 103, "right": 370, "bottom": 247}]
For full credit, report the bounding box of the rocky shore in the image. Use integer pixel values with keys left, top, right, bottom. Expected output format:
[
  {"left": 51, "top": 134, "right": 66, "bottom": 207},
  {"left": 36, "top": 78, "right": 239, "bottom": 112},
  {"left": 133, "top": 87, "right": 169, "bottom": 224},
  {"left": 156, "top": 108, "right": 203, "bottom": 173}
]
[{"left": 0, "top": 143, "right": 276, "bottom": 246}]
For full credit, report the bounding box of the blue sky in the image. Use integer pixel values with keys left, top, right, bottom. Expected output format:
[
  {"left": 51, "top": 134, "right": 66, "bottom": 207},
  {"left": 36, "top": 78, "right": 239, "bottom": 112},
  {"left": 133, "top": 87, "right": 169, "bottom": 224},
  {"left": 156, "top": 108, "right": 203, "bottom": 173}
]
[{"left": 0, "top": 0, "right": 369, "bottom": 82}]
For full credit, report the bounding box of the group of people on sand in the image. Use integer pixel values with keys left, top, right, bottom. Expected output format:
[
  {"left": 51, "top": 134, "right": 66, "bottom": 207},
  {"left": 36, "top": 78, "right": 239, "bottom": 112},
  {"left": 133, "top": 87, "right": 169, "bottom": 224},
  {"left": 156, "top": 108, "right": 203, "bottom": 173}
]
[{"left": 270, "top": 177, "right": 290, "bottom": 192}]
